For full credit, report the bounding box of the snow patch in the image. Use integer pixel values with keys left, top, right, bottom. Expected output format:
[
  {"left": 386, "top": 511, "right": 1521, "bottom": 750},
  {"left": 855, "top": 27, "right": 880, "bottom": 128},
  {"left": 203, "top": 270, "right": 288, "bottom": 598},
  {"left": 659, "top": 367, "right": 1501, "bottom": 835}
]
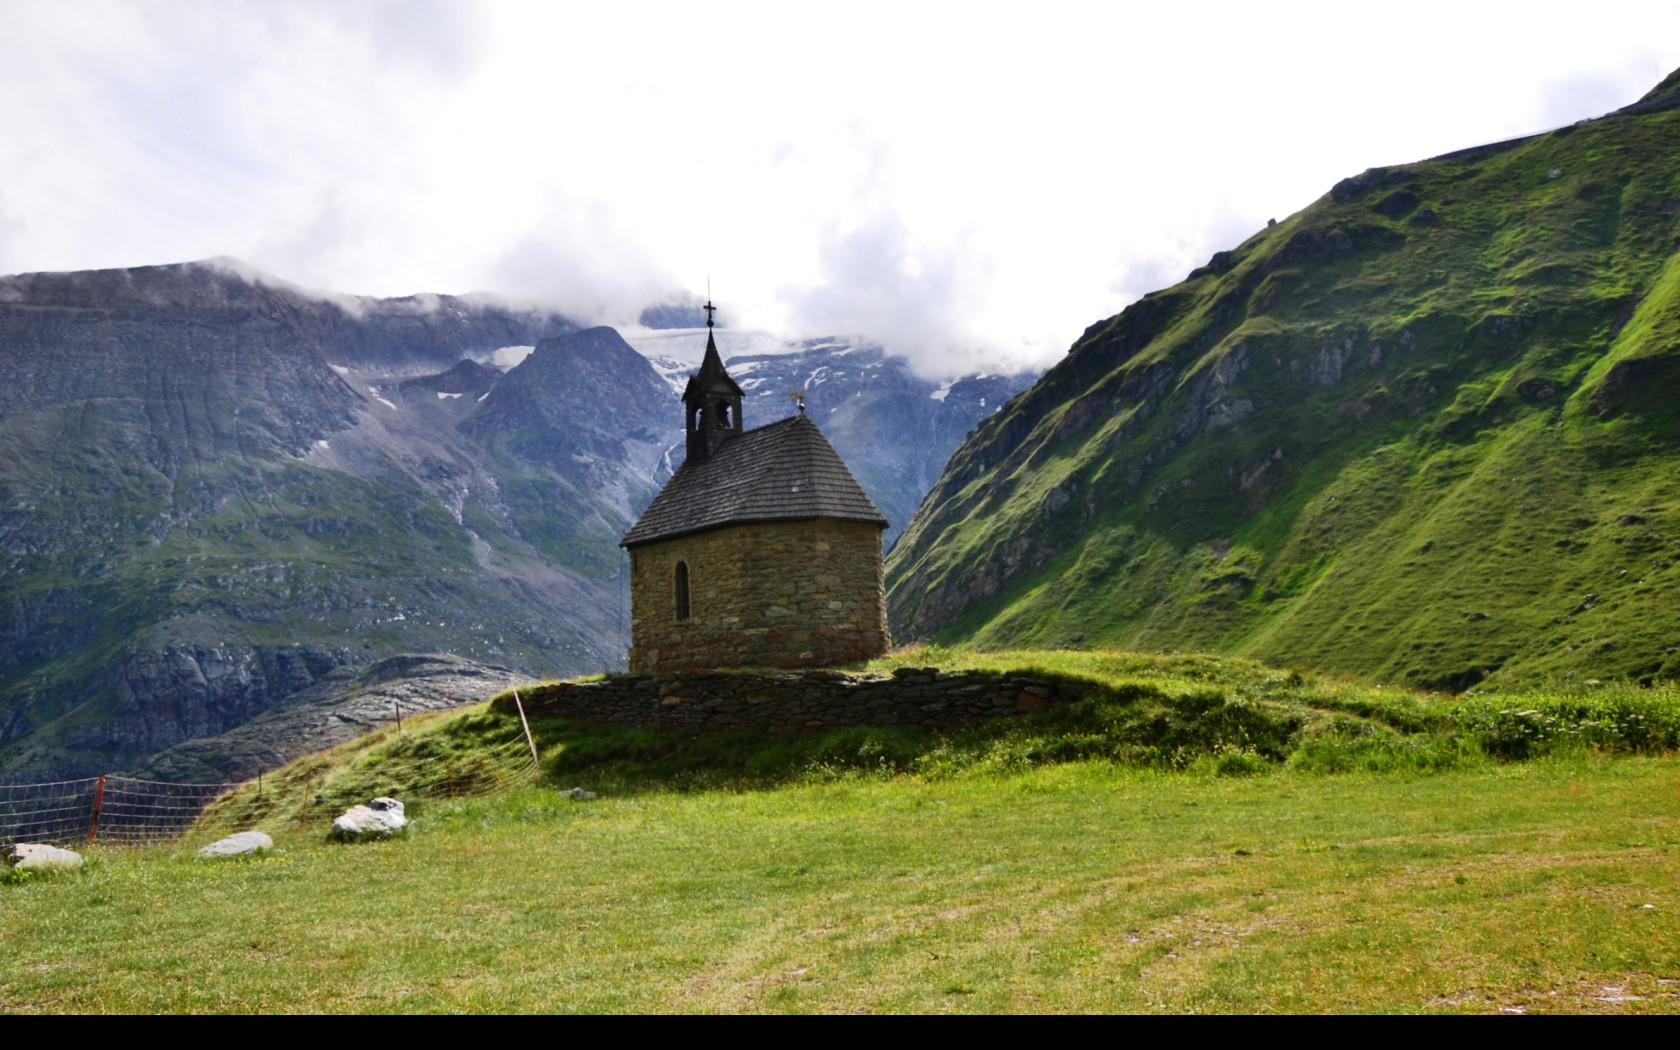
[
  {"left": 315, "top": 440, "right": 330, "bottom": 450},
  {"left": 477, "top": 391, "right": 491, "bottom": 402},
  {"left": 329, "top": 364, "right": 350, "bottom": 376},
  {"left": 646, "top": 354, "right": 694, "bottom": 395},
  {"left": 436, "top": 391, "right": 463, "bottom": 400},
  {"left": 929, "top": 379, "right": 956, "bottom": 402},
  {"left": 375, "top": 397, "right": 397, "bottom": 410},
  {"left": 616, "top": 326, "right": 801, "bottom": 366},
  {"left": 478, "top": 345, "right": 534, "bottom": 369}
]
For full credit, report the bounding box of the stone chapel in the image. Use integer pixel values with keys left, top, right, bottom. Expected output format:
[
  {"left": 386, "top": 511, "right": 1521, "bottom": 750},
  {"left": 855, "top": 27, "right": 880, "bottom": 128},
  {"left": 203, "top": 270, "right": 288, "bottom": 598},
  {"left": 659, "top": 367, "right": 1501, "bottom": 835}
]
[{"left": 619, "top": 303, "right": 891, "bottom": 672}]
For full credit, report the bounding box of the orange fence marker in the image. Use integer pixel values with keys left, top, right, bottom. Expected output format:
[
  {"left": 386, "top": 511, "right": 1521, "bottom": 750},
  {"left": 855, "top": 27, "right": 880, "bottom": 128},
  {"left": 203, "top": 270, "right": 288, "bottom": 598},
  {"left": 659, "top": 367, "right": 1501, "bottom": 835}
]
[{"left": 86, "top": 774, "right": 106, "bottom": 845}]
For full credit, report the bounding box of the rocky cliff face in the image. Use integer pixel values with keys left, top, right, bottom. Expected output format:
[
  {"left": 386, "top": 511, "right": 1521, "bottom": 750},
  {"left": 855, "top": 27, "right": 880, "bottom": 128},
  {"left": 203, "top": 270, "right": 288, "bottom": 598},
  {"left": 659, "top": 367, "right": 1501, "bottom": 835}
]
[
  {"left": 130, "top": 653, "right": 521, "bottom": 783},
  {"left": 0, "top": 261, "right": 598, "bottom": 776},
  {"left": 886, "top": 70, "right": 1680, "bottom": 690},
  {"left": 0, "top": 261, "right": 1033, "bottom": 778}
]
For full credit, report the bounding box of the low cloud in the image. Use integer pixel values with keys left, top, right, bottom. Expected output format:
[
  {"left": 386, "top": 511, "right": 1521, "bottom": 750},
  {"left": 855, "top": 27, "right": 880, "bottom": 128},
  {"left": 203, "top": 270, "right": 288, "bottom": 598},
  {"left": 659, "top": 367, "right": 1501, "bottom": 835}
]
[
  {"left": 1534, "top": 67, "right": 1655, "bottom": 129},
  {"left": 1108, "top": 206, "right": 1269, "bottom": 315},
  {"left": 485, "top": 203, "right": 676, "bottom": 328},
  {"left": 3, "top": 3, "right": 1679, "bottom": 378},
  {"left": 780, "top": 209, "right": 993, "bottom": 379}
]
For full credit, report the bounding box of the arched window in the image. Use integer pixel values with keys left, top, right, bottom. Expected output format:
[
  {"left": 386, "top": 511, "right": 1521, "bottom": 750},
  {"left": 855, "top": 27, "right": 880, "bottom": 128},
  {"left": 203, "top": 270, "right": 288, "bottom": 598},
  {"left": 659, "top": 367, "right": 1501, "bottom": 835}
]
[
  {"left": 716, "top": 400, "right": 731, "bottom": 427},
  {"left": 674, "top": 561, "right": 690, "bottom": 620}
]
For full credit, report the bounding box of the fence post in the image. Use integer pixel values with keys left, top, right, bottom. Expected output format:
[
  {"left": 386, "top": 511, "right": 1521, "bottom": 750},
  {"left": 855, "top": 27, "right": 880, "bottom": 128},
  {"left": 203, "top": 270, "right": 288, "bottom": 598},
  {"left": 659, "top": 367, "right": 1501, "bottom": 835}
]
[
  {"left": 512, "top": 689, "right": 541, "bottom": 783},
  {"left": 86, "top": 774, "right": 106, "bottom": 845}
]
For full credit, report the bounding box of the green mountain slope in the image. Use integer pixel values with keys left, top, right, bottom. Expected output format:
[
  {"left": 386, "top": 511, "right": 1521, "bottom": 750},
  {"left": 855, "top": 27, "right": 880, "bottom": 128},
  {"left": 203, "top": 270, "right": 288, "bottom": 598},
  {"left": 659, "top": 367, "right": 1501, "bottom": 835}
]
[{"left": 886, "top": 71, "right": 1680, "bottom": 690}]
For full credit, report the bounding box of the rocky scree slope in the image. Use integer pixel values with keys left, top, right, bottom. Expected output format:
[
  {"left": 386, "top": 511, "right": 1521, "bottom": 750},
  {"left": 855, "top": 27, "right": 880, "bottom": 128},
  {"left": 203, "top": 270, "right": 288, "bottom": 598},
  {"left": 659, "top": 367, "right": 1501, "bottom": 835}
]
[
  {"left": 887, "top": 69, "right": 1680, "bottom": 691},
  {"left": 0, "top": 262, "right": 603, "bottom": 777}
]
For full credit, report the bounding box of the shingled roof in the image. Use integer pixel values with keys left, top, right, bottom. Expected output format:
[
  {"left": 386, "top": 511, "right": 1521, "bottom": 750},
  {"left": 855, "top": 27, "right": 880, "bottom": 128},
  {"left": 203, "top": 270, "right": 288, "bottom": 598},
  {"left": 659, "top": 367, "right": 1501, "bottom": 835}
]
[{"left": 621, "top": 414, "right": 888, "bottom": 548}]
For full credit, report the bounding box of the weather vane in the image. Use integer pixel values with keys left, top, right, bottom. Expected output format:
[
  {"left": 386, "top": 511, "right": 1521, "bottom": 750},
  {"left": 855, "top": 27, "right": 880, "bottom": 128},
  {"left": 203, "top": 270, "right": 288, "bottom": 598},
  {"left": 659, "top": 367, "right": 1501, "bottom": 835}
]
[{"left": 787, "top": 386, "right": 807, "bottom": 414}]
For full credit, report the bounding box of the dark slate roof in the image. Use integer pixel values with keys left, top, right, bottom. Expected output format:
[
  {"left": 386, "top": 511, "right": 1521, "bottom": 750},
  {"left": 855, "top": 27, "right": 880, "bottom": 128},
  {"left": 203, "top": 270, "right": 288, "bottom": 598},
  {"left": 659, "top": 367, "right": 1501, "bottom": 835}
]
[
  {"left": 682, "top": 331, "right": 743, "bottom": 400},
  {"left": 621, "top": 414, "right": 888, "bottom": 547}
]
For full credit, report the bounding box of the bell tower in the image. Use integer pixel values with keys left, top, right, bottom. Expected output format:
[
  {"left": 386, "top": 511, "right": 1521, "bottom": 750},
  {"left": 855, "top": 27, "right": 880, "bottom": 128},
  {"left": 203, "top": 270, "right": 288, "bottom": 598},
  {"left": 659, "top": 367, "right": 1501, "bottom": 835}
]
[{"left": 681, "top": 300, "right": 744, "bottom": 464}]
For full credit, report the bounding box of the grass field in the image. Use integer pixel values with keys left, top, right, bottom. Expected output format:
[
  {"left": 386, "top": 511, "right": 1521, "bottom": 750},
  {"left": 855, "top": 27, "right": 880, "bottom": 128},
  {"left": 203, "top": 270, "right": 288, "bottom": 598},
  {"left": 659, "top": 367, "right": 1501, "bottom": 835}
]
[
  {"left": 2, "top": 757, "right": 1677, "bottom": 1012},
  {"left": 4, "top": 650, "right": 1678, "bottom": 1013}
]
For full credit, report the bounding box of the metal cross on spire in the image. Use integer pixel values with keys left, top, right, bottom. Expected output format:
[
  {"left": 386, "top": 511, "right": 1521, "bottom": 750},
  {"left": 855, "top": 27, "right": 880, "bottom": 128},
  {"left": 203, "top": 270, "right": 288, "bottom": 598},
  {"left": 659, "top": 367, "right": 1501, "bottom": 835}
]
[{"left": 703, "top": 299, "right": 717, "bottom": 328}]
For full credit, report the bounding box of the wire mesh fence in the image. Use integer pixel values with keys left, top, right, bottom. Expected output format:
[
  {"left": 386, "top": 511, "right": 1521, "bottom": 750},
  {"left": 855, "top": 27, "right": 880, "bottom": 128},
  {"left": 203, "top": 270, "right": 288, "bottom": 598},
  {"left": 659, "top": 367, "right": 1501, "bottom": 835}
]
[
  {"left": 2, "top": 715, "right": 542, "bottom": 849},
  {"left": 0, "top": 775, "right": 238, "bottom": 848}
]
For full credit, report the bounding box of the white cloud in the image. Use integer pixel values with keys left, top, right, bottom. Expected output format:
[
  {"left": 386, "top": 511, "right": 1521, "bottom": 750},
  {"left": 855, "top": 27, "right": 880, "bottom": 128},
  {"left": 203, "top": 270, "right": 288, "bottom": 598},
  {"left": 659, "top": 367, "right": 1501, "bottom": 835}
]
[
  {"left": 780, "top": 208, "right": 992, "bottom": 377},
  {"left": 1, "top": 1, "right": 1679, "bottom": 376}
]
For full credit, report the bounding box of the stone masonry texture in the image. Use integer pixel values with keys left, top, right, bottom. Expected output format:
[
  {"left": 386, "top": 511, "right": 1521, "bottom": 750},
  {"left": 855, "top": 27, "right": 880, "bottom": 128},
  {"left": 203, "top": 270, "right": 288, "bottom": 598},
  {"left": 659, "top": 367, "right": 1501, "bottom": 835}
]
[
  {"left": 492, "top": 666, "right": 1103, "bottom": 735},
  {"left": 627, "top": 519, "right": 889, "bottom": 673}
]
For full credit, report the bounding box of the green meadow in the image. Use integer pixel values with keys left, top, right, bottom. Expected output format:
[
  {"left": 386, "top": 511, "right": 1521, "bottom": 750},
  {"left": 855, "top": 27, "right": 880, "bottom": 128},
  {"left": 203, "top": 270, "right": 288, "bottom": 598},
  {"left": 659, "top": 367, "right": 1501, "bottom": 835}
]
[{"left": 3, "top": 650, "right": 1677, "bottom": 1013}]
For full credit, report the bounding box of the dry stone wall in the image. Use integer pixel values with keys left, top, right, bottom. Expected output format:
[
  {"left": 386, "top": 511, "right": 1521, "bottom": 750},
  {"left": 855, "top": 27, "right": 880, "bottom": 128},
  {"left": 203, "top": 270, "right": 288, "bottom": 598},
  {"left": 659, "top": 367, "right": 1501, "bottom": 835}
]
[
  {"left": 494, "top": 666, "right": 1103, "bottom": 734},
  {"left": 627, "top": 519, "right": 889, "bottom": 673}
]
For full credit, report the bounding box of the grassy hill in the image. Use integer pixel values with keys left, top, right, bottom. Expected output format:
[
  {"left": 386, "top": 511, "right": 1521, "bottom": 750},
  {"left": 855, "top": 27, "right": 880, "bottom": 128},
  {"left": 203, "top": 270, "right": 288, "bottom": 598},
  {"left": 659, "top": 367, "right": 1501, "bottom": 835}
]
[
  {"left": 885, "top": 70, "right": 1680, "bottom": 691},
  {"left": 3, "top": 651, "right": 1677, "bottom": 1012}
]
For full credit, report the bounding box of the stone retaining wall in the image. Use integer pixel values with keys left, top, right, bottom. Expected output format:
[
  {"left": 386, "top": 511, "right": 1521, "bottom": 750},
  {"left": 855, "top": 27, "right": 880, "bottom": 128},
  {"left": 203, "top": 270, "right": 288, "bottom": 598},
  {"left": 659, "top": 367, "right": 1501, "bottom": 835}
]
[{"left": 493, "top": 666, "right": 1103, "bottom": 734}]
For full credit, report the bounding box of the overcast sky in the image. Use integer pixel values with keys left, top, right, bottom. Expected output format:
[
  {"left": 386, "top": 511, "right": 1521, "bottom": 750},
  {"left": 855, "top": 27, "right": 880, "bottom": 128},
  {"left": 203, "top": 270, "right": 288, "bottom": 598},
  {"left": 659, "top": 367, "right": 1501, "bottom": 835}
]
[{"left": 3, "top": 2, "right": 1679, "bottom": 376}]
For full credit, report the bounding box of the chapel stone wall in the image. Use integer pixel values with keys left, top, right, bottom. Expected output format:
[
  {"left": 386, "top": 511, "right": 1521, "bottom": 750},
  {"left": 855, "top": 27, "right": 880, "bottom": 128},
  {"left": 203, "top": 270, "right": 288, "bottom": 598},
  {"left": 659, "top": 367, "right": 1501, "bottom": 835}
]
[{"left": 627, "top": 519, "right": 888, "bottom": 673}]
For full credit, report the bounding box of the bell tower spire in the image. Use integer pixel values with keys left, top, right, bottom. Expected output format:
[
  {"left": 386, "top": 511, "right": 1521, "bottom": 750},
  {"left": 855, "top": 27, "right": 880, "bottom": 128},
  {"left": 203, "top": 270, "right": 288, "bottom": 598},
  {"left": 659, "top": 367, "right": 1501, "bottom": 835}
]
[{"left": 681, "top": 300, "right": 744, "bottom": 465}]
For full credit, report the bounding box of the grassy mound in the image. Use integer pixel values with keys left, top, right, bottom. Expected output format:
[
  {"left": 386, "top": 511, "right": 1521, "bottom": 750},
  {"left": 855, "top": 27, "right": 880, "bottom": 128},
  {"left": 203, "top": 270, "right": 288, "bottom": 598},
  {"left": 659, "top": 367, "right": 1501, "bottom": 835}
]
[
  {"left": 525, "top": 647, "right": 1680, "bottom": 786},
  {"left": 196, "top": 649, "right": 1680, "bottom": 841}
]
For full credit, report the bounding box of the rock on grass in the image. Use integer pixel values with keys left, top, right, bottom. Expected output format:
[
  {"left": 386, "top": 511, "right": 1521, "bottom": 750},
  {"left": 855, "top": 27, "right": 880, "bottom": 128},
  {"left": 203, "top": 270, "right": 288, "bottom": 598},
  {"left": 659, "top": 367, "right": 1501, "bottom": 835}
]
[{"left": 329, "top": 797, "right": 407, "bottom": 842}]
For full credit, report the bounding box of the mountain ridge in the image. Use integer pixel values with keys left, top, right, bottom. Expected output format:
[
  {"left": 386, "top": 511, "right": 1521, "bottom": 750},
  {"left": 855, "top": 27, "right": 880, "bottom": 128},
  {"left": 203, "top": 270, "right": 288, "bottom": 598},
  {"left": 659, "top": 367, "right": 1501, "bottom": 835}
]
[{"left": 886, "top": 67, "right": 1680, "bottom": 691}]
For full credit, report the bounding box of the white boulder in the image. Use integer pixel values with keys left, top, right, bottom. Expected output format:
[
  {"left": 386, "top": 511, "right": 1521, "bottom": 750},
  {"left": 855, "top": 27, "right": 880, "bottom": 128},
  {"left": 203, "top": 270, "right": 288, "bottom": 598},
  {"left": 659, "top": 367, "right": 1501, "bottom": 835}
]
[
  {"left": 4, "top": 843, "right": 84, "bottom": 870},
  {"left": 329, "top": 796, "right": 407, "bottom": 841},
  {"left": 197, "top": 831, "right": 274, "bottom": 858}
]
